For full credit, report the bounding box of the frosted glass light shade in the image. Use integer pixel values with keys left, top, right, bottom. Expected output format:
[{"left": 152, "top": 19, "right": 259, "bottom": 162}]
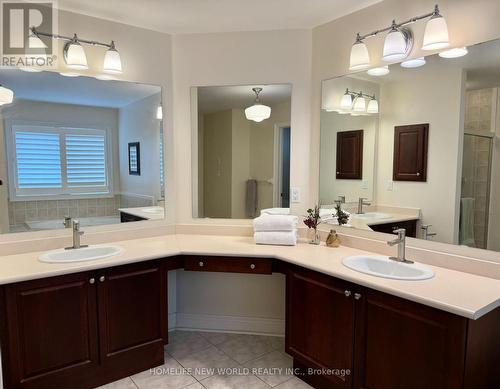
[
  {"left": 367, "top": 66, "right": 389, "bottom": 76},
  {"left": 245, "top": 104, "right": 271, "bottom": 122},
  {"left": 353, "top": 96, "right": 366, "bottom": 112},
  {"left": 401, "top": 57, "right": 426, "bottom": 68},
  {"left": 157, "top": 105, "right": 163, "bottom": 120},
  {"left": 383, "top": 29, "right": 409, "bottom": 62},
  {"left": 103, "top": 47, "right": 123, "bottom": 74},
  {"left": 0, "top": 85, "right": 14, "bottom": 105},
  {"left": 340, "top": 93, "right": 353, "bottom": 109},
  {"left": 64, "top": 41, "right": 88, "bottom": 70},
  {"left": 422, "top": 15, "right": 449, "bottom": 50},
  {"left": 439, "top": 47, "right": 468, "bottom": 58},
  {"left": 367, "top": 99, "right": 379, "bottom": 114},
  {"left": 349, "top": 41, "right": 370, "bottom": 70}
]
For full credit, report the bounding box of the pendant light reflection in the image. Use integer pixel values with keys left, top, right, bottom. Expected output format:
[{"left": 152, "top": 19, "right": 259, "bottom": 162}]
[
  {"left": 103, "top": 41, "right": 123, "bottom": 74},
  {"left": 340, "top": 90, "right": 353, "bottom": 110},
  {"left": 367, "top": 97, "right": 379, "bottom": 114},
  {"left": 335, "top": 89, "right": 378, "bottom": 116},
  {"left": 63, "top": 34, "right": 88, "bottom": 70},
  {"left": 353, "top": 94, "right": 366, "bottom": 112},
  {"left": 245, "top": 87, "right": 271, "bottom": 123},
  {"left": 0, "top": 85, "right": 14, "bottom": 106}
]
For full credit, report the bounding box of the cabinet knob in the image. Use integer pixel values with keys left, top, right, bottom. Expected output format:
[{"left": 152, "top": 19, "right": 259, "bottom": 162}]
[
  {"left": 89, "top": 278, "right": 95, "bottom": 284},
  {"left": 344, "top": 290, "right": 352, "bottom": 297},
  {"left": 199, "top": 261, "right": 204, "bottom": 267},
  {"left": 250, "top": 264, "right": 256, "bottom": 270},
  {"left": 354, "top": 293, "right": 362, "bottom": 300},
  {"left": 417, "top": 172, "right": 421, "bottom": 176},
  {"left": 99, "top": 276, "right": 105, "bottom": 282}
]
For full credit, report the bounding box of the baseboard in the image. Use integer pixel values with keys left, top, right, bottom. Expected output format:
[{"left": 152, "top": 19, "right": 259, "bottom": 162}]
[{"left": 174, "top": 313, "right": 285, "bottom": 336}]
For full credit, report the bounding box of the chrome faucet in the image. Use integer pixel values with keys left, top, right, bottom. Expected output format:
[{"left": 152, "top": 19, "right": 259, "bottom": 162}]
[
  {"left": 357, "top": 197, "right": 371, "bottom": 214},
  {"left": 387, "top": 228, "right": 413, "bottom": 263},
  {"left": 421, "top": 224, "right": 437, "bottom": 240},
  {"left": 65, "top": 220, "right": 88, "bottom": 250}
]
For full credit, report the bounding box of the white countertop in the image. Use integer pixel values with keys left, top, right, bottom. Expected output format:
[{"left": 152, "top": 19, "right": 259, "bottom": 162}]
[
  {"left": 1, "top": 234, "right": 500, "bottom": 320},
  {"left": 118, "top": 206, "right": 165, "bottom": 220}
]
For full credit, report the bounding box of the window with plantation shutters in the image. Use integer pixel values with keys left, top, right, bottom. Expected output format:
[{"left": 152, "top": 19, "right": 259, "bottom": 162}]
[{"left": 8, "top": 125, "right": 112, "bottom": 200}]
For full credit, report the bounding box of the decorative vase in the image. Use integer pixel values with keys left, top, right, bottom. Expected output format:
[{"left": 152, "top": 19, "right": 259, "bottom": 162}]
[{"left": 309, "top": 228, "right": 321, "bottom": 245}]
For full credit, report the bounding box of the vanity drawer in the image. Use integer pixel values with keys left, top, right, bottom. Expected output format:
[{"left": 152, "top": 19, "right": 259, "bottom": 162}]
[{"left": 184, "top": 256, "right": 272, "bottom": 274}]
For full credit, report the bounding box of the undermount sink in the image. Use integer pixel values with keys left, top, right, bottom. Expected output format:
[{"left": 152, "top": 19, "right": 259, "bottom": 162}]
[
  {"left": 343, "top": 255, "right": 434, "bottom": 281},
  {"left": 352, "top": 212, "right": 391, "bottom": 220},
  {"left": 39, "top": 245, "right": 123, "bottom": 263},
  {"left": 141, "top": 207, "right": 165, "bottom": 214}
]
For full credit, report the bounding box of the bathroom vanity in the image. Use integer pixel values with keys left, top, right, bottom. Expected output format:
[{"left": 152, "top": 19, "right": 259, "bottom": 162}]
[{"left": 0, "top": 235, "right": 499, "bottom": 389}]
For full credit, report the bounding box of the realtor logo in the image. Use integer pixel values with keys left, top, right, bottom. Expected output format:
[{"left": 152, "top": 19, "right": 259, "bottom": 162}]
[{"left": 2, "top": 1, "right": 52, "bottom": 55}]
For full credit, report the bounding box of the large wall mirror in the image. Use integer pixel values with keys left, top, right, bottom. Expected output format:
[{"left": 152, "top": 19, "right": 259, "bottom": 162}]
[
  {"left": 192, "top": 84, "right": 292, "bottom": 219},
  {"left": 0, "top": 69, "right": 164, "bottom": 234},
  {"left": 320, "top": 38, "right": 500, "bottom": 252}
]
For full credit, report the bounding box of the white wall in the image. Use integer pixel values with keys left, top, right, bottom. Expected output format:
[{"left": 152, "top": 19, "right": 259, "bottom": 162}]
[
  {"left": 376, "top": 61, "right": 465, "bottom": 244},
  {"left": 118, "top": 93, "right": 162, "bottom": 201}
]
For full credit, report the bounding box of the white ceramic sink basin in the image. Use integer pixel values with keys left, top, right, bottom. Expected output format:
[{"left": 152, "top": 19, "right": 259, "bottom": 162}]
[
  {"left": 343, "top": 255, "right": 434, "bottom": 280},
  {"left": 39, "top": 245, "right": 123, "bottom": 263},
  {"left": 352, "top": 212, "right": 391, "bottom": 220},
  {"left": 141, "top": 207, "right": 164, "bottom": 214}
]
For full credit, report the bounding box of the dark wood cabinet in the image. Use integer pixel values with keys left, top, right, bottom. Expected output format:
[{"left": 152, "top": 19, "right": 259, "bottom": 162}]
[
  {"left": 1, "top": 260, "right": 167, "bottom": 389},
  {"left": 184, "top": 255, "right": 272, "bottom": 274},
  {"left": 286, "top": 265, "right": 355, "bottom": 389},
  {"left": 336, "top": 130, "right": 363, "bottom": 179},
  {"left": 369, "top": 219, "right": 418, "bottom": 237},
  {"left": 393, "top": 124, "right": 428, "bottom": 181}
]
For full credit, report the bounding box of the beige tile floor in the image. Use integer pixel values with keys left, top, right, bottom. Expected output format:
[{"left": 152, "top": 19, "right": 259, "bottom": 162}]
[{"left": 97, "top": 330, "right": 313, "bottom": 389}]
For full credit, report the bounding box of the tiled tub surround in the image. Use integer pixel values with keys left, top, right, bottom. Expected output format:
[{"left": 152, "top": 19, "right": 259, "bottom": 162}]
[
  {"left": 7, "top": 194, "right": 153, "bottom": 231},
  {"left": 98, "top": 330, "right": 311, "bottom": 389}
]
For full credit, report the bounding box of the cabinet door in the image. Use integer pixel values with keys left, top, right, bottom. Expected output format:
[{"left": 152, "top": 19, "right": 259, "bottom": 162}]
[
  {"left": 286, "top": 266, "right": 355, "bottom": 389},
  {"left": 96, "top": 260, "right": 167, "bottom": 380},
  {"left": 393, "top": 123, "right": 428, "bottom": 181},
  {"left": 336, "top": 130, "right": 363, "bottom": 179},
  {"left": 354, "top": 288, "right": 467, "bottom": 389},
  {"left": 1, "top": 272, "right": 98, "bottom": 389}
]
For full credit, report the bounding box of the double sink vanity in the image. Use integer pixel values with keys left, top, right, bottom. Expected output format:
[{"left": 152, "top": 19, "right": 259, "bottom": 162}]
[{"left": 0, "top": 232, "right": 499, "bottom": 389}]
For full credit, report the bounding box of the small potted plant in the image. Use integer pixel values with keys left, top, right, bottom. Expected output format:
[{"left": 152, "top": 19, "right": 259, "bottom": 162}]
[
  {"left": 304, "top": 205, "right": 321, "bottom": 245},
  {"left": 335, "top": 203, "right": 349, "bottom": 226}
]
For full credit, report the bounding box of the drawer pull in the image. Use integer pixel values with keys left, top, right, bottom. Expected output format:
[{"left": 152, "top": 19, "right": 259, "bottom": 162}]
[
  {"left": 99, "top": 276, "right": 105, "bottom": 282},
  {"left": 344, "top": 290, "right": 352, "bottom": 297},
  {"left": 89, "top": 278, "right": 95, "bottom": 284},
  {"left": 354, "top": 293, "right": 362, "bottom": 300},
  {"left": 250, "top": 264, "right": 256, "bottom": 270},
  {"left": 199, "top": 261, "right": 204, "bottom": 267}
]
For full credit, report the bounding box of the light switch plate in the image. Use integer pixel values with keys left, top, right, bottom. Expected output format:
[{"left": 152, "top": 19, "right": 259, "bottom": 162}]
[
  {"left": 291, "top": 187, "right": 301, "bottom": 203},
  {"left": 361, "top": 180, "right": 368, "bottom": 189}
]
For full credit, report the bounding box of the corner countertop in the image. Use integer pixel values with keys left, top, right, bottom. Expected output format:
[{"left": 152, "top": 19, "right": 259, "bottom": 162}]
[
  {"left": 118, "top": 206, "right": 165, "bottom": 220},
  {"left": 1, "top": 234, "right": 500, "bottom": 320}
]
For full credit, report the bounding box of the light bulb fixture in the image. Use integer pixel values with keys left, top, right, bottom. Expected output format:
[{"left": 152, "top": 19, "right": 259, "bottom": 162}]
[
  {"left": 103, "top": 41, "right": 123, "bottom": 74},
  {"left": 438, "top": 46, "right": 468, "bottom": 58},
  {"left": 349, "top": 34, "right": 371, "bottom": 71},
  {"left": 0, "top": 85, "right": 14, "bottom": 106},
  {"left": 157, "top": 105, "right": 163, "bottom": 120},
  {"left": 367, "top": 97, "right": 379, "bottom": 114},
  {"left": 367, "top": 66, "right": 390, "bottom": 76},
  {"left": 382, "top": 22, "right": 413, "bottom": 62},
  {"left": 349, "top": 4, "right": 449, "bottom": 70},
  {"left": 31, "top": 27, "right": 122, "bottom": 74},
  {"left": 401, "top": 57, "right": 426, "bottom": 68},
  {"left": 340, "top": 89, "right": 353, "bottom": 109},
  {"left": 63, "top": 34, "right": 88, "bottom": 70},
  {"left": 422, "top": 5, "right": 449, "bottom": 50},
  {"left": 245, "top": 87, "right": 271, "bottom": 123},
  {"left": 353, "top": 94, "right": 366, "bottom": 112}
]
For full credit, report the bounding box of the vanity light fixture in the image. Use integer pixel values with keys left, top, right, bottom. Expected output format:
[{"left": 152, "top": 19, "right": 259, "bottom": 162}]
[
  {"left": 340, "top": 89, "right": 353, "bottom": 109},
  {"left": 31, "top": 27, "right": 123, "bottom": 74},
  {"left": 245, "top": 87, "right": 271, "bottom": 122},
  {"left": 438, "top": 46, "right": 468, "bottom": 58},
  {"left": 367, "top": 66, "right": 390, "bottom": 76},
  {"left": 367, "top": 97, "right": 379, "bottom": 114},
  {"left": 349, "top": 4, "right": 449, "bottom": 69},
  {"left": 353, "top": 94, "right": 366, "bottom": 112},
  {"left": 401, "top": 57, "right": 426, "bottom": 68},
  {"left": 339, "top": 89, "right": 378, "bottom": 115},
  {"left": 0, "top": 85, "right": 14, "bottom": 105}
]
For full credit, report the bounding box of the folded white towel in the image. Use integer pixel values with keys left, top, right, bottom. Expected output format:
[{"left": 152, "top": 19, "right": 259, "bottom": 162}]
[
  {"left": 254, "top": 230, "right": 298, "bottom": 246},
  {"left": 253, "top": 214, "right": 298, "bottom": 232},
  {"left": 260, "top": 207, "right": 290, "bottom": 215}
]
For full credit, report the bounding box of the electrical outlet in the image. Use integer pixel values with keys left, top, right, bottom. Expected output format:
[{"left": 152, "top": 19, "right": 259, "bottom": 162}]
[{"left": 291, "top": 187, "right": 301, "bottom": 203}]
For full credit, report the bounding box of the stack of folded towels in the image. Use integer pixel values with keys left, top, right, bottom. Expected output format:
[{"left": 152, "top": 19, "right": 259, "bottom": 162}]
[{"left": 253, "top": 214, "right": 298, "bottom": 246}]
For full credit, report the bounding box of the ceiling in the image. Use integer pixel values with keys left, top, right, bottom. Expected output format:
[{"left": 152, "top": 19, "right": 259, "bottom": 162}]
[
  {"left": 57, "top": 0, "right": 381, "bottom": 34},
  {"left": 197, "top": 84, "right": 292, "bottom": 114},
  {"left": 0, "top": 69, "right": 161, "bottom": 108}
]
